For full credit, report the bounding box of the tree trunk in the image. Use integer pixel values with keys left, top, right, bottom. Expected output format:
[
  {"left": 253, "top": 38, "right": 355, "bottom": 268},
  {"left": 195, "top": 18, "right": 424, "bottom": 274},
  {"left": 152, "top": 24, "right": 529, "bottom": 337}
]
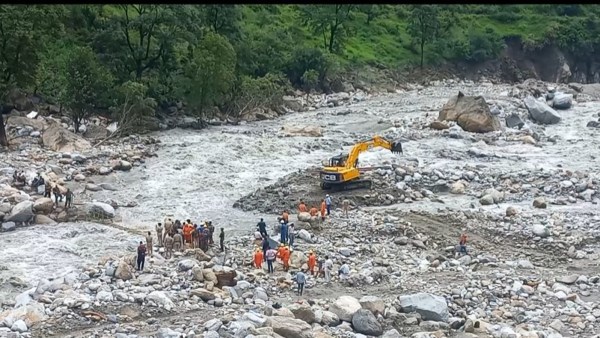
[
  {"left": 420, "top": 40, "right": 425, "bottom": 69},
  {"left": 0, "top": 114, "right": 8, "bottom": 147},
  {"left": 328, "top": 26, "right": 336, "bottom": 53}
]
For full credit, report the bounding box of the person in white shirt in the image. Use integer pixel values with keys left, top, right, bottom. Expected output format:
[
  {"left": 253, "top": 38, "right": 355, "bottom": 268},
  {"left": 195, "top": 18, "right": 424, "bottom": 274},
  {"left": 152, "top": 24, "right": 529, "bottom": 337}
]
[
  {"left": 324, "top": 255, "right": 333, "bottom": 283},
  {"left": 338, "top": 262, "right": 350, "bottom": 282}
]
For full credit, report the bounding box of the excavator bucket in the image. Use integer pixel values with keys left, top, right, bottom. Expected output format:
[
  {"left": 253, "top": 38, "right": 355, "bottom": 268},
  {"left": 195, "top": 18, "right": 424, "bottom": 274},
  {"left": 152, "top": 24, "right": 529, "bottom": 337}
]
[{"left": 391, "top": 140, "right": 403, "bottom": 154}]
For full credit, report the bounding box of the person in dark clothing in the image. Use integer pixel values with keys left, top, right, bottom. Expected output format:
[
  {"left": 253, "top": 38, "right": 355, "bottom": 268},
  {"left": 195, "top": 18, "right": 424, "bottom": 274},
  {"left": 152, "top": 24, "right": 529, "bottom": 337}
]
[
  {"left": 31, "top": 174, "right": 44, "bottom": 189},
  {"left": 137, "top": 241, "right": 146, "bottom": 271},
  {"left": 52, "top": 185, "right": 62, "bottom": 204},
  {"left": 64, "top": 188, "right": 74, "bottom": 208},
  {"left": 219, "top": 228, "right": 225, "bottom": 251},
  {"left": 261, "top": 237, "right": 270, "bottom": 262},
  {"left": 44, "top": 183, "right": 52, "bottom": 198},
  {"left": 257, "top": 218, "right": 268, "bottom": 238}
]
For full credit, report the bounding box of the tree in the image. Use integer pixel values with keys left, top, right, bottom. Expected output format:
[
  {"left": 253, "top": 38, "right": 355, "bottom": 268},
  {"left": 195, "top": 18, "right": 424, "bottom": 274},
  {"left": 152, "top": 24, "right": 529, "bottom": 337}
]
[
  {"left": 63, "top": 46, "right": 114, "bottom": 132},
  {"left": 358, "top": 5, "right": 381, "bottom": 25},
  {"left": 202, "top": 5, "right": 241, "bottom": 39},
  {"left": 110, "top": 81, "right": 157, "bottom": 137},
  {"left": 300, "top": 5, "right": 355, "bottom": 53},
  {"left": 301, "top": 69, "right": 319, "bottom": 98},
  {"left": 406, "top": 5, "right": 442, "bottom": 68},
  {"left": 179, "top": 32, "right": 236, "bottom": 121}
]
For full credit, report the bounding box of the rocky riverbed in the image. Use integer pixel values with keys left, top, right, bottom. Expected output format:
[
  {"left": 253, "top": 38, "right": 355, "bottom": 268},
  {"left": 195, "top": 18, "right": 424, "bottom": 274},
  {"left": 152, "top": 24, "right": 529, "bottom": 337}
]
[{"left": 1, "top": 78, "right": 600, "bottom": 337}]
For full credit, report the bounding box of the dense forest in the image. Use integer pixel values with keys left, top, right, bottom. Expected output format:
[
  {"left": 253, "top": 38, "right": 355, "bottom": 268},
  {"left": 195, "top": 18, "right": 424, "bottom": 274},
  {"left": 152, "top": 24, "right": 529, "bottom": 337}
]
[{"left": 1, "top": 4, "right": 600, "bottom": 135}]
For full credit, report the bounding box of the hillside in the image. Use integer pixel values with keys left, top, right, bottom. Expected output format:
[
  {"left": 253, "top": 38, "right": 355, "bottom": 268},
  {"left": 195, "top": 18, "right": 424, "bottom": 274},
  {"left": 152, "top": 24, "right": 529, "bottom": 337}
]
[{"left": 1, "top": 4, "right": 600, "bottom": 142}]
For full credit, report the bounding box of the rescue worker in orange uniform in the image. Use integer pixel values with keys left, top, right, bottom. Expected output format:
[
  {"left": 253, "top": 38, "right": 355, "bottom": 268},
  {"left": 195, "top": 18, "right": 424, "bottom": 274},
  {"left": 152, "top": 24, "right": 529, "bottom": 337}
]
[
  {"left": 309, "top": 206, "right": 319, "bottom": 217},
  {"left": 320, "top": 199, "right": 327, "bottom": 221},
  {"left": 276, "top": 243, "right": 285, "bottom": 264},
  {"left": 282, "top": 210, "right": 289, "bottom": 223},
  {"left": 307, "top": 250, "right": 317, "bottom": 276},
  {"left": 281, "top": 246, "right": 291, "bottom": 272},
  {"left": 459, "top": 233, "right": 468, "bottom": 255},
  {"left": 253, "top": 248, "right": 263, "bottom": 269},
  {"left": 183, "top": 222, "right": 193, "bottom": 245},
  {"left": 298, "top": 200, "right": 308, "bottom": 213}
]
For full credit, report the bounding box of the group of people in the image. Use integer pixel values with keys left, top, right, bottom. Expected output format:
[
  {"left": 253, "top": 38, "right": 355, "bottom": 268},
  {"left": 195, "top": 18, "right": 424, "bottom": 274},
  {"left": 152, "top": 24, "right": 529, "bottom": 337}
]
[
  {"left": 135, "top": 217, "right": 226, "bottom": 271},
  {"left": 12, "top": 172, "right": 75, "bottom": 209}
]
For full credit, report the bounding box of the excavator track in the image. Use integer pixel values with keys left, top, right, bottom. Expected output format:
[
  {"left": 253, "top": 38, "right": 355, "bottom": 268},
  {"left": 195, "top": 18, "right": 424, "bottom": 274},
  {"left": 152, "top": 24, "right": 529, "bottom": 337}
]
[{"left": 320, "top": 179, "right": 372, "bottom": 192}]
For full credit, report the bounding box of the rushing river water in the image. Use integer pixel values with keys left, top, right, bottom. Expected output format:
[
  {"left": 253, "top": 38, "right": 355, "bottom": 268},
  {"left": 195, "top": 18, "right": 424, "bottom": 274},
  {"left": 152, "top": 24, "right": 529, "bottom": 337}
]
[{"left": 2, "top": 82, "right": 599, "bottom": 299}]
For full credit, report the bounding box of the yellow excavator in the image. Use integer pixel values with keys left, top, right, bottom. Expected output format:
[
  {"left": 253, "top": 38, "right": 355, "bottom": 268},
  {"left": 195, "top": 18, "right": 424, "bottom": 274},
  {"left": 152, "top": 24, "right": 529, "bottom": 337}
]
[{"left": 320, "top": 136, "right": 403, "bottom": 191}]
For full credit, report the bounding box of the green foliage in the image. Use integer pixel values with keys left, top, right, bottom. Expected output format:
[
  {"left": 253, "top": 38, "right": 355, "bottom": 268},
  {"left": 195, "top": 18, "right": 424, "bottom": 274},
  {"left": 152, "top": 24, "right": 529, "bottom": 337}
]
[
  {"left": 301, "top": 69, "right": 320, "bottom": 93},
  {"left": 406, "top": 5, "right": 442, "bottom": 68},
  {"left": 178, "top": 32, "right": 236, "bottom": 119},
  {"left": 227, "top": 73, "right": 290, "bottom": 116},
  {"left": 63, "top": 46, "right": 114, "bottom": 132},
  {"left": 299, "top": 5, "right": 355, "bottom": 53},
  {"left": 111, "top": 81, "right": 157, "bottom": 135}
]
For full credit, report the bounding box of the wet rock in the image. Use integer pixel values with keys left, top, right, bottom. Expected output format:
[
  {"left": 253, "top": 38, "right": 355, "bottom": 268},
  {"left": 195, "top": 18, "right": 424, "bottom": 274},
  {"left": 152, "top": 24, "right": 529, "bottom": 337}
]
[
  {"left": 552, "top": 92, "right": 573, "bottom": 110},
  {"left": 505, "top": 114, "right": 525, "bottom": 129},
  {"left": 99, "top": 167, "right": 112, "bottom": 175},
  {"left": 398, "top": 293, "right": 449, "bottom": 322},
  {"left": 533, "top": 197, "right": 547, "bottom": 209},
  {"left": 177, "top": 259, "right": 198, "bottom": 272},
  {"left": 449, "top": 181, "right": 466, "bottom": 195},
  {"left": 267, "top": 316, "right": 312, "bottom": 338},
  {"left": 521, "top": 135, "right": 536, "bottom": 145},
  {"left": 479, "top": 194, "right": 495, "bottom": 205},
  {"left": 99, "top": 183, "right": 118, "bottom": 191},
  {"left": 556, "top": 275, "right": 578, "bottom": 285},
  {"left": 298, "top": 212, "right": 312, "bottom": 222},
  {"left": 1, "top": 221, "right": 16, "bottom": 232},
  {"left": 85, "top": 183, "right": 102, "bottom": 192},
  {"left": 87, "top": 202, "right": 115, "bottom": 219},
  {"left": 191, "top": 288, "right": 215, "bottom": 302},
  {"left": 587, "top": 121, "right": 600, "bottom": 128},
  {"left": 321, "top": 311, "right": 340, "bottom": 327},
  {"left": 0, "top": 302, "right": 47, "bottom": 327},
  {"left": 382, "top": 329, "right": 402, "bottom": 338},
  {"left": 10, "top": 319, "right": 28, "bottom": 333},
  {"left": 156, "top": 328, "right": 180, "bottom": 338},
  {"left": 192, "top": 266, "right": 204, "bottom": 282},
  {"left": 114, "top": 260, "right": 134, "bottom": 281},
  {"left": 438, "top": 91, "right": 501, "bottom": 133},
  {"left": 352, "top": 309, "right": 383, "bottom": 336},
  {"left": 147, "top": 291, "right": 174, "bottom": 310},
  {"left": 330, "top": 295, "right": 362, "bottom": 322},
  {"left": 111, "top": 160, "right": 132, "bottom": 171},
  {"left": 204, "top": 318, "right": 222, "bottom": 331},
  {"left": 34, "top": 215, "right": 56, "bottom": 224},
  {"left": 524, "top": 96, "right": 561, "bottom": 124},
  {"left": 5, "top": 200, "right": 34, "bottom": 223}
]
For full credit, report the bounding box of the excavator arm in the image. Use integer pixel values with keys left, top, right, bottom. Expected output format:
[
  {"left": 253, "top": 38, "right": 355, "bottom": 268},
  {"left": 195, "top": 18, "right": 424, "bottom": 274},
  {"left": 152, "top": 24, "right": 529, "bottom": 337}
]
[{"left": 344, "top": 136, "right": 403, "bottom": 170}]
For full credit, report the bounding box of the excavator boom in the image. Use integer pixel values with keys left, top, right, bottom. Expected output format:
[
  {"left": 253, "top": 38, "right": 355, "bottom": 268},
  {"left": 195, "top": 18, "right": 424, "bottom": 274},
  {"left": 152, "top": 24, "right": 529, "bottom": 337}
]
[{"left": 320, "top": 135, "right": 403, "bottom": 191}]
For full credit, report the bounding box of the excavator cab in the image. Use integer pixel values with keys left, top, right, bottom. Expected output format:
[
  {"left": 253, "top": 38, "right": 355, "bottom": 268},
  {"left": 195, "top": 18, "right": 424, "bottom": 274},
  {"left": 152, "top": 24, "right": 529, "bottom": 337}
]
[{"left": 326, "top": 154, "right": 348, "bottom": 168}]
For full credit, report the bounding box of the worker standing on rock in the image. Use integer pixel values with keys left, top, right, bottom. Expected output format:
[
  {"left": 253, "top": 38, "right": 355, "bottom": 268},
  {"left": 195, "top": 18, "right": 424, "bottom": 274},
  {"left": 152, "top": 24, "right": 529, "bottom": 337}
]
[
  {"left": 257, "top": 218, "right": 268, "bottom": 238},
  {"left": 295, "top": 269, "right": 307, "bottom": 296},
  {"left": 298, "top": 200, "right": 307, "bottom": 213},
  {"left": 220, "top": 228, "right": 225, "bottom": 252},
  {"left": 338, "top": 261, "right": 350, "bottom": 282},
  {"left": 146, "top": 231, "right": 153, "bottom": 256},
  {"left": 64, "top": 188, "right": 74, "bottom": 209},
  {"left": 136, "top": 241, "right": 146, "bottom": 271},
  {"left": 192, "top": 225, "right": 199, "bottom": 249},
  {"left": 164, "top": 234, "right": 174, "bottom": 259},
  {"left": 459, "top": 233, "right": 468, "bottom": 255},
  {"left": 173, "top": 232, "right": 183, "bottom": 252},
  {"left": 309, "top": 206, "right": 318, "bottom": 217},
  {"left": 282, "top": 246, "right": 291, "bottom": 272},
  {"left": 276, "top": 244, "right": 285, "bottom": 264},
  {"left": 325, "top": 194, "right": 332, "bottom": 215},
  {"left": 156, "top": 223, "right": 164, "bottom": 247},
  {"left": 320, "top": 200, "right": 327, "bottom": 221},
  {"left": 163, "top": 218, "right": 173, "bottom": 242},
  {"left": 308, "top": 251, "right": 317, "bottom": 277},
  {"left": 52, "top": 185, "right": 62, "bottom": 204},
  {"left": 266, "top": 246, "right": 276, "bottom": 273},
  {"left": 44, "top": 182, "right": 52, "bottom": 198},
  {"left": 183, "top": 222, "right": 193, "bottom": 246},
  {"left": 253, "top": 248, "right": 263, "bottom": 269},
  {"left": 208, "top": 221, "right": 215, "bottom": 245},
  {"left": 342, "top": 199, "right": 350, "bottom": 218},
  {"left": 280, "top": 220, "right": 288, "bottom": 244},
  {"left": 288, "top": 223, "right": 295, "bottom": 249},
  {"left": 282, "top": 210, "right": 289, "bottom": 224},
  {"left": 324, "top": 255, "right": 333, "bottom": 283},
  {"left": 261, "top": 237, "right": 269, "bottom": 262}
]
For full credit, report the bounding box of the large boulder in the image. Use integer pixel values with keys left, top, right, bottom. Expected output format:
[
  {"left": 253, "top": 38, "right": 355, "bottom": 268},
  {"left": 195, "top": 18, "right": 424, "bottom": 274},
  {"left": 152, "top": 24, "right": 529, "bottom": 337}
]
[
  {"left": 146, "top": 291, "right": 175, "bottom": 310},
  {"left": 266, "top": 316, "right": 313, "bottom": 338},
  {"left": 297, "top": 212, "right": 312, "bottom": 222},
  {"left": 0, "top": 302, "right": 46, "bottom": 328},
  {"left": 42, "top": 122, "right": 91, "bottom": 152},
  {"left": 288, "top": 302, "right": 316, "bottom": 324},
  {"left": 532, "top": 224, "right": 551, "bottom": 238},
  {"left": 33, "top": 198, "right": 54, "bottom": 214},
  {"left": 114, "top": 260, "right": 134, "bottom": 281},
  {"left": 213, "top": 266, "right": 237, "bottom": 287},
  {"left": 552, "top": 92, "right": 573, "bottom": 110},
  {"left": 191, "top": 288, "right": 216, "bottom": 302},
  {"left": 351, "top": 309, "right": 383, "bottom": 336},
  {"left": 524, "top": 96, "right": 561, "bottom": 124},
  {"left": 505, "top": 114, "right": 525, "bottom": 129},
  {"left": 330, "top": 295, "right": 362, "bottom": 322},
  {"left": 34, "top": 215, "right": 56, "bottom": 225},
  {"left": 438, "top": 92, "right": 501, "bottom": 133},
  {"left": 359, "top": 296, "right": 385, "bottom": 316},
  {"left": 111, "top": 160, "right": 133, "bottom": 171},
  {"left": 281, "top": 124, "right": 323, "bottom": 137},
  {"left": 87, "top": 202, "right": 116, "bottom": 219},
  {"left": 5, "top": 201, "right": 34, "bottom": 223},
  {"left": 398, "top": 293, "right": 449, "bottom": 322}
]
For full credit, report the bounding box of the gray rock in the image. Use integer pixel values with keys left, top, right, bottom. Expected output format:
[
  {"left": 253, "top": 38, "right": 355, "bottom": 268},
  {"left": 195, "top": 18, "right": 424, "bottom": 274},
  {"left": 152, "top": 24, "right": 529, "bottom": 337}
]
[
  {"left": 99, "top": 167, "right": 112, "bottom": 175},
  {"left": 204, "top": 318, "right": 222, "bottom": 331},
  {"left": 5, "top": 201, "right": 34, "bottom": 223},
  {"left": 382, "top": 329, "right": 402, "bottom": 338},
  {"left": 533, "top": 197, "right": 547, "bottom": 209},
  {"left": 552, "top": 92, "right": 573, "bottom": 110},
  {"left": 2, "top": 221, "right": 16, "bottom": 232},
  {"left": 99, "top": 183, "right": 118, "bottom": 191},
  {"left": 524, "top": 95, "right": 561, "bottom": 124},
  {"left": 288, "top": 302, "right": 316, "bottom": 324},
  {"left": 505, "top": 114, "right": 525, "bottom": 129},
  {"left": 87, "top": 202, "right": 115, "bottom": 219},
  {"left": 330, "top": 295, "right": 362, "bottom": 322},
  {"left": 479, "top": 194, "right": 495, "bottom": 205},
  {"left": 321, "top": 311, "right": 340, "bottom": 327},
  {"left": 398, "top": 293, "right": 449, "bottom": 322},
  {"left": 532, "top": 224, "right": 550, "bottom": 238},
  {"left": 10, "top": 320, "right": 27, "bottom": 333},
  {"left": 359, "top": 296, "right": 385, "bottom": 315},
  {"left": 177, "top": 259, "right": 198, "bottom": 272},
  {"left": 156, "top": 328, "right": 180, "bottom": 338},
  {"left": 352, "top": 309, "right": 383, "bottom": 336},
  {"left": 556, "top": 275, "right": 579, "bottom": 285},
  {"left": 267, "top": 316, "right": 312, "bottom": 338},
  {"left": 85, "top": 184, "right": 102, "bottom": 192}
]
